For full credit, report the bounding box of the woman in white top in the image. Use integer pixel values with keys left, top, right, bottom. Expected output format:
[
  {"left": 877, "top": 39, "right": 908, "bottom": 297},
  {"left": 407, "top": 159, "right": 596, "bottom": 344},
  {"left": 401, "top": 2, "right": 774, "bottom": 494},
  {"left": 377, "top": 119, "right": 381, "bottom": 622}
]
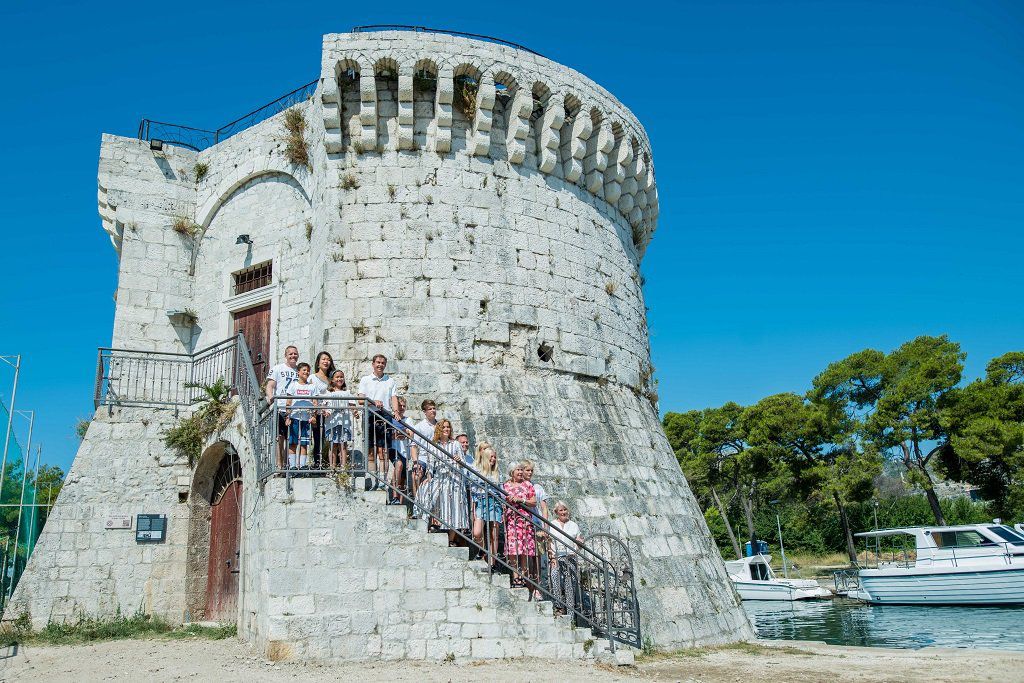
[
  {"left": 321, "top": 370, "right": 352, "bottom": 470},
  {"left": 548, "top": 500, "right": 584, "bottom": 617},
  {"left": 310, "top": 351, "right": 335, "bottom": 469}
]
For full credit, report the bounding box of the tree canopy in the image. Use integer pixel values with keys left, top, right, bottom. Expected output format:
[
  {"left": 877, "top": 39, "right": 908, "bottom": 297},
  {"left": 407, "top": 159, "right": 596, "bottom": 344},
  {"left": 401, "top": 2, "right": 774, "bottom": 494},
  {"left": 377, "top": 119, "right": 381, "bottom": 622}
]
[{"left": 666, "top": 336, "right": 1023, "bottom": 562}]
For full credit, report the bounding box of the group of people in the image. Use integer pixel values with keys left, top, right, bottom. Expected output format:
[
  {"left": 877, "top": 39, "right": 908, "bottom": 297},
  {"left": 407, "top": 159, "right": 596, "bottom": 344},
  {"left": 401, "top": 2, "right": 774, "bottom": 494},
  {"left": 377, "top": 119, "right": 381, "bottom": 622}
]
[{"left": 263, "top": 345, "right": 585, "bottom": 608}]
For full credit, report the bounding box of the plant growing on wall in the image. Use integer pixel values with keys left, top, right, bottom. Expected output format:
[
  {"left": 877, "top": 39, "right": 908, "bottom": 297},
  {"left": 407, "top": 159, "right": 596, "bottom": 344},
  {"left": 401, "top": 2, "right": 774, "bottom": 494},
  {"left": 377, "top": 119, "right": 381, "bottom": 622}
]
[
  {"left": 172, "top": 216, "right": 199, "bottom": 238},
  {"left": 283, "top": 108, "right": 310, "bottom": 168},
  {"left": 454, "top": 75, "right": 479, "bottom": 122},
  {"left": 163, "top": 378, "right": 237, "bottom": 467},
  {"left": 193, "top": 162, "right": 209, "bottom": 182}
]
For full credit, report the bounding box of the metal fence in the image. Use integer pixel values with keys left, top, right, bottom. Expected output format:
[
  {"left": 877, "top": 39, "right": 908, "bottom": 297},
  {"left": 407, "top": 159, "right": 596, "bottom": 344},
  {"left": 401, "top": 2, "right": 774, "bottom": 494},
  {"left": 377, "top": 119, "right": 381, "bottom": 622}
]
[
  {"left": 95, "top": 338, "right": 238, "bottom": 411},
  {"left": 138, "top": 79, "right": 318, "bottom": 152}
]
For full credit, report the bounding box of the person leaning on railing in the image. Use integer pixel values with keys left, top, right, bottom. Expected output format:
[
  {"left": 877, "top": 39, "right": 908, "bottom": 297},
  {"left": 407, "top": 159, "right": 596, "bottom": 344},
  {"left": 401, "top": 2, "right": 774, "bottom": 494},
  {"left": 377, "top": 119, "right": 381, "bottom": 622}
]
[
  {"left": 265, "top": 344, "right": 299, "bottom": 470},
  {"left": 548, "top": 500, "right": 584, "bottom": 617},
  {"left": 356, "top": 354, "right": 399, "bottom": 491}
]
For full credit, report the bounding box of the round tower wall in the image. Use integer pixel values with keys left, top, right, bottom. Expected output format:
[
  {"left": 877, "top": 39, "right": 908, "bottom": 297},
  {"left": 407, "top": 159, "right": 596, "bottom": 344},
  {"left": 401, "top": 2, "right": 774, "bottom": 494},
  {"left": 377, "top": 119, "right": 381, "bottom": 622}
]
[{"left": 184, "top": 32, "right": 749, "bottom": 647}]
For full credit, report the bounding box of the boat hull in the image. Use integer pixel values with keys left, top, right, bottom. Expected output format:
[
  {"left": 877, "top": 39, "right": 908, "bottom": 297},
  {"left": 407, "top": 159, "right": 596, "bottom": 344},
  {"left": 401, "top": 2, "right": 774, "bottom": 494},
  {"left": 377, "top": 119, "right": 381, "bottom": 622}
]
[
  {"left": 856, "top": 564, "right": 1024, "bottom": 605},
  {"left": 732, "top": 579, "right": 832, "bottom": 601}
]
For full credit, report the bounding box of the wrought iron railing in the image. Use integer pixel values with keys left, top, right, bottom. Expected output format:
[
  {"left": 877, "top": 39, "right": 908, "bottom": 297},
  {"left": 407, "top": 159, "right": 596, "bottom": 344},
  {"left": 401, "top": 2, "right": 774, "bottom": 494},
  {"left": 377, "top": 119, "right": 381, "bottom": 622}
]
[
  {"left": 261, "top": 392, "right": 641, "bottom": 650},
  {"left": 95, "top": 337, "right": 237, "bottom": 410},
  {"left": 137, "top": 79, "right": 317, "bottom": 152}
]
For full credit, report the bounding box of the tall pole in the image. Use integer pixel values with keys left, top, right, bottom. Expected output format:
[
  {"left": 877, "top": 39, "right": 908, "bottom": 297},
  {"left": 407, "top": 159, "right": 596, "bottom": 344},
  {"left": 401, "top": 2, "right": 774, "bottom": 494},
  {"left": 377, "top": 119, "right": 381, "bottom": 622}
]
[
  {"left": 0, "top": 355, "right": 21, "bottom": 496},
  {"left": 775, "top": 512, "right": 789, "bottom": 578},
  {"left": 0, "top": 536, "right": 8, "bottom": 613},
  {"left": 10, "top": 411, "right": 33, "bottom": 600},
  {"left": 27, "top": 444, "right": 40, "bottom": 556},
  {"left": 873, "top": 500, "right": 880, "bottom": 564}
]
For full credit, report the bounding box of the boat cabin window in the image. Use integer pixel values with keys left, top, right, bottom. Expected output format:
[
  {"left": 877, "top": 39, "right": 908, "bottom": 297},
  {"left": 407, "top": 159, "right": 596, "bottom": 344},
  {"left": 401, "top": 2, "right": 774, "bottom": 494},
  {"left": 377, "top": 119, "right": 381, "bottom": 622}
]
[
  {"left": 749, "top": 563, "right": 771, "bottom": 581},
  {"left": 931, "top": 530, "right": 997, "bottom": 548},
  {"left": 987, "top": 526, "right": 1024, "bottom": 546}
]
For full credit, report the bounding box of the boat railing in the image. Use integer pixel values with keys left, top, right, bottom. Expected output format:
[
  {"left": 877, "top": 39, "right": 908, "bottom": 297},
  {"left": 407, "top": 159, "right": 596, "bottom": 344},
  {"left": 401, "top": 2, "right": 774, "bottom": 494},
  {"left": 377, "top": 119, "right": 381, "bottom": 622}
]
[{"left": 922, "top": 541, "right": 1019, "bottom": 568}]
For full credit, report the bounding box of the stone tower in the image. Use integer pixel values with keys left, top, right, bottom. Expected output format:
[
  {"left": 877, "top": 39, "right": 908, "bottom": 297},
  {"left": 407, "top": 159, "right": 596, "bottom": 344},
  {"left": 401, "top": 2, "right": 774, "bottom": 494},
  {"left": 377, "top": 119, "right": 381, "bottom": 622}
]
[{"left": 9, "top": 30, "right": 751, "bottom": 657}]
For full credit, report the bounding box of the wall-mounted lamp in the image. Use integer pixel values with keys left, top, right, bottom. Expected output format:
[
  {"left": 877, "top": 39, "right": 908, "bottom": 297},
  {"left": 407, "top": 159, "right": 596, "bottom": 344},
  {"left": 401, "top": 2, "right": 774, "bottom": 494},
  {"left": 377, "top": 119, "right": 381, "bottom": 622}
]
[
  {"left": 235, "top": 234, "right": 253, "bottom": 245},
  {"left": 150, "top": 139, "right": 164, "bottom": 151}
]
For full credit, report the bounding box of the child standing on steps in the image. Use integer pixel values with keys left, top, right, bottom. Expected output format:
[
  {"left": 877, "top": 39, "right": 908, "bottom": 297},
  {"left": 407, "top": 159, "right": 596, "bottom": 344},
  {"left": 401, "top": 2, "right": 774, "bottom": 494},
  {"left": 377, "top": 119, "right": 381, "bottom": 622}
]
[
  {"left": 322, "top": 369, "right": 352, "bottom": 471},
  {"left": 285, "top": 362, "right": 319, "bottom": 470}
]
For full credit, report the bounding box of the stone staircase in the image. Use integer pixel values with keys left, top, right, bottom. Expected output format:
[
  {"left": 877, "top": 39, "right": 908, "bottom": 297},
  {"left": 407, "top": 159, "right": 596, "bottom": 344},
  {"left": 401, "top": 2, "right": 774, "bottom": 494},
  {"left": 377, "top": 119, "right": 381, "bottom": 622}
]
[{"left": 246, "top": 475, "right": 620, "bottom": 662}]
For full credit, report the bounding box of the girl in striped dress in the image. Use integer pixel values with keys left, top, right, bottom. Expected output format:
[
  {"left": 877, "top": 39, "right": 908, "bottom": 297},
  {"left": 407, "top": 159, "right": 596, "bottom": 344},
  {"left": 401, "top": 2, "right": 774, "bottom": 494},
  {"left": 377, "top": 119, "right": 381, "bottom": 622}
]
[{"left": 414, "top": 420, "right": 470, "bottom": 545}]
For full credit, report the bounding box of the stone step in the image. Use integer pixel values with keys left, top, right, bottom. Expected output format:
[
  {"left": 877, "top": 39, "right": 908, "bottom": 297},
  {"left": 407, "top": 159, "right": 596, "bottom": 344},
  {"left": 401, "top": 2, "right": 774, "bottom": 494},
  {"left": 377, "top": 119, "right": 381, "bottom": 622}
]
[{"left": 342, "top": 472, "right": 597, "bottom": 650}]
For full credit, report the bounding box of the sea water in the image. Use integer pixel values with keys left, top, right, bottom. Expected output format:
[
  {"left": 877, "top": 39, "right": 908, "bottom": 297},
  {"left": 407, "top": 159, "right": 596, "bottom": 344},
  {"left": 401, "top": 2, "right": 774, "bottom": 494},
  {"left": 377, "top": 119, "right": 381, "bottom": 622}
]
[{"left": 745, "top": 598, "right": 1024, "bottom": 651}]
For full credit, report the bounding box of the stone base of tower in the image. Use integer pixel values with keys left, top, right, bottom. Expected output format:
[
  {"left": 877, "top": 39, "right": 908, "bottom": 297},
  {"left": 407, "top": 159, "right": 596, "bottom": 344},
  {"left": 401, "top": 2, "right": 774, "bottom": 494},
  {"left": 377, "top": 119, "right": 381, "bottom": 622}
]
[
  {"left": 5, "top": 407, "right": 194, "bottom": 628},
  {"left": 243, "top": 479, "right": 596, "bottom": 661}
]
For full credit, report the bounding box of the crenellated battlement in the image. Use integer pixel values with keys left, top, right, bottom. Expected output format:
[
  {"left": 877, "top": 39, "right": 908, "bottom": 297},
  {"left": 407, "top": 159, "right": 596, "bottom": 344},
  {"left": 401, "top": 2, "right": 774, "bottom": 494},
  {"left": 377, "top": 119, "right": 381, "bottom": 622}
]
[{"left": 319, "top": 31, "right": 659, "bottom": 250}]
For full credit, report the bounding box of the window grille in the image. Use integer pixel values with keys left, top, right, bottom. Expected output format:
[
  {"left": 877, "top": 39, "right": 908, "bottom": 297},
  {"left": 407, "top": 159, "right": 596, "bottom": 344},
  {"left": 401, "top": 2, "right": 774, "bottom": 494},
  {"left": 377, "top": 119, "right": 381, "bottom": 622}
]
[{"left": 232, "top": 261, "right": 272, "bottom": 295}]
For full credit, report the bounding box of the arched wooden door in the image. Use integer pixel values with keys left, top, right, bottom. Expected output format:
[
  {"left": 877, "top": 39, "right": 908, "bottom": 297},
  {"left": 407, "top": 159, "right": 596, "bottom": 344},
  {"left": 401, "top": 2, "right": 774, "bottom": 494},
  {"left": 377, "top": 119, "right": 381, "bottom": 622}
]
[{"left": 205, "top": 455, "right": 242, "bottom": 621}]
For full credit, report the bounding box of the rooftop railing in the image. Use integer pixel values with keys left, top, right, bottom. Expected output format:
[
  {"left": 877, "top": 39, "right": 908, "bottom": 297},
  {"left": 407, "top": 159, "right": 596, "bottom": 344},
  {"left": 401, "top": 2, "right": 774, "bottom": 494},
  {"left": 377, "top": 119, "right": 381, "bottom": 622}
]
[{"left": 137, "top": 79, "right": 317, "bottom": 152}]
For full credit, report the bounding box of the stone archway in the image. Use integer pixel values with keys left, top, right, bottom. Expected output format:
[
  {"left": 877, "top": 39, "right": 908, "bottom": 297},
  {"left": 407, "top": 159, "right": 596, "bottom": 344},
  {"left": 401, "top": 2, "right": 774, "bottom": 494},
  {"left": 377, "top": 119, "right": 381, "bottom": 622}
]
[{"left": 184, "top": 441, "right": 243, "bottom": 622}]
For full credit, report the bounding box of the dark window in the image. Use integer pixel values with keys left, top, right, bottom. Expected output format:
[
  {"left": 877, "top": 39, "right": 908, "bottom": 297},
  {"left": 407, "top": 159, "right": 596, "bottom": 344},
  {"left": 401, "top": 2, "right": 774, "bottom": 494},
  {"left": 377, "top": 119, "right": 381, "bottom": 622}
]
[
  {"left": 988, "top": 526, "right": 1024, "bottom": 546},
  {"left": 932, "top": 530, "right": 996, "bottom": 548},
  {"left": 232, "top": 261, "right": 272, "bottom": 295}
]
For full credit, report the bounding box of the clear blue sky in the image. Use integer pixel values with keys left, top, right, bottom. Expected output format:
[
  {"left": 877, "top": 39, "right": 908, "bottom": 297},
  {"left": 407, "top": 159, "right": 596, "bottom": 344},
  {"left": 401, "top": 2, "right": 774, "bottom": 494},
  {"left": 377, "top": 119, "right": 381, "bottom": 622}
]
[{"left": 1, "top": 1, "right": 1022, "bottom": 473}]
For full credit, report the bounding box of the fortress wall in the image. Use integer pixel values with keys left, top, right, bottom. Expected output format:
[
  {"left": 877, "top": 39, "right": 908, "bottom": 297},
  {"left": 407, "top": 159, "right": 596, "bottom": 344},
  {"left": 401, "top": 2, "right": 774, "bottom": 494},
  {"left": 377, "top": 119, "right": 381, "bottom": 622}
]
[
  {"left": 66, "top": 31, "right": 750, "bottom": 649},
  {"left": 100, "top": 136, "right": 198, "bottom": 351},
  {"left": 7, "top": 408, "right": 192, "bottom": 628}
]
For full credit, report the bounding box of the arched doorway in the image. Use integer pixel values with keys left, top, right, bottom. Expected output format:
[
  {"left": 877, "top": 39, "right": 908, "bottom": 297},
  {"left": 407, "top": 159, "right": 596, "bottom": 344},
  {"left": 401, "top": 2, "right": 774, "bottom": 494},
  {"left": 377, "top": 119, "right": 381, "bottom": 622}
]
[{"left": 205, "top": 451, "right": 242, "bottom": 621}]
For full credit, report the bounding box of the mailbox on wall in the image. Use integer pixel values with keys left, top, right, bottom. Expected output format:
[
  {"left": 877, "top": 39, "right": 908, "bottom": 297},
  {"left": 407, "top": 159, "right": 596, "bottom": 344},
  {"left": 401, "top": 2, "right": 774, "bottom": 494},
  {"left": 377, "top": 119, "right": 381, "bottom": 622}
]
[{"left": 135, "top": 514, "right": 167, "bottom": 543}]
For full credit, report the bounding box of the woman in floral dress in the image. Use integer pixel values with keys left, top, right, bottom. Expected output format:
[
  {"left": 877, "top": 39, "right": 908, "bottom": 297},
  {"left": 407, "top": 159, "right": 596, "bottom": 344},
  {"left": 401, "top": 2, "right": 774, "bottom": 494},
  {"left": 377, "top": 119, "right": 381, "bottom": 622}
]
[{"left": 503, "top": 462, "right": 537, "bottom": 588}]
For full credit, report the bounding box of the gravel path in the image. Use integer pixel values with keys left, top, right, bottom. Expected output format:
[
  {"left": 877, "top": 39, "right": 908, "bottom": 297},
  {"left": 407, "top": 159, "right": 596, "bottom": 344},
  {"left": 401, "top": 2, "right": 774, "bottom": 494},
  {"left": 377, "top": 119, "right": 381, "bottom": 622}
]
[{"left": 1, "top": 638, "right": 1020, "bottom": 682}]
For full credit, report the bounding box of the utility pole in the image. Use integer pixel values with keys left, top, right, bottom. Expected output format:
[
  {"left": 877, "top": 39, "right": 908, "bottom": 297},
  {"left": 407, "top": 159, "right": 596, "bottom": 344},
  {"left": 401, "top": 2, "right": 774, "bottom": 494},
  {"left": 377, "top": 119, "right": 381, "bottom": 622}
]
[
  {"left": 10, "top": 410, "right": 33, "bottom": 601},
  {"left": 27, "top": 445, "right": 41, "bottom": 556},
  {"left": 0, "top": 355, "right": 21, "bottom": 494}
]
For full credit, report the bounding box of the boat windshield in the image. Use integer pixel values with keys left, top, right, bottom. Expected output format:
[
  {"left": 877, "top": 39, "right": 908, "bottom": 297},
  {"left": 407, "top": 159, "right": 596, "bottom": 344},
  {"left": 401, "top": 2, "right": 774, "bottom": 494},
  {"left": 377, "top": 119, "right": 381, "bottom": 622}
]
[
  {"left": 749, "top": 563, "right": 771, "bottom": 581},
  {"left": 931, "top": 530, "right": 997, "bottom": 548},
  {"left": 987, "top": 526, "right": 1024, "bottom": 546}
]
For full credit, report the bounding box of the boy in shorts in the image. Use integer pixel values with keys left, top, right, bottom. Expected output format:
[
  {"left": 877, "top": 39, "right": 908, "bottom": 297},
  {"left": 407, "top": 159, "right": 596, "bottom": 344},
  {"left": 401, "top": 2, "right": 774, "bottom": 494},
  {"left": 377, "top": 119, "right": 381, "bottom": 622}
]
[{"left": 285, "top": 362, "right": 319, "bottom": 470}]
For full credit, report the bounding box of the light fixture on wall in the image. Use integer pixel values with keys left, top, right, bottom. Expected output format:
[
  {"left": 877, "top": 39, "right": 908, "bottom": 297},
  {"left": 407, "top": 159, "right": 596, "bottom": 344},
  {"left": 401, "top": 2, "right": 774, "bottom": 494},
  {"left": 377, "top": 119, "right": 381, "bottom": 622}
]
[
  {"left": 235, "top": 234, "right": 253, "bottom": 245},
  {"left": 150, "top": 139, "right": 164, "bottom": 151}
]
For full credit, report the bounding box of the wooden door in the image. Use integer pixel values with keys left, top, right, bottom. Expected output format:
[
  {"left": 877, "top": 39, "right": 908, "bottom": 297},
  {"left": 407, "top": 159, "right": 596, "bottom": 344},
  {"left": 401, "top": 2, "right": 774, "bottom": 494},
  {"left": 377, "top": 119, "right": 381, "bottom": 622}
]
[
  {"left": 233, "top": 303, "right": 271, "bottom": 380},
  {"left": 205, "top": 479, "right": 242, "bottom": 621}
]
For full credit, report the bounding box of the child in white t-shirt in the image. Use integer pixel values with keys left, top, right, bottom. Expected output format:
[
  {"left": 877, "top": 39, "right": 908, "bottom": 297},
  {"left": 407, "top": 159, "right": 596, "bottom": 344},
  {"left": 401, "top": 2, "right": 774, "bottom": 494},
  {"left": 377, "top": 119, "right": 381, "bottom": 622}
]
[
  {"left": 285, "top": 362, "right": 319, "bottom": 469},
  {"left": 322, "top": 370, "right": 353, "bottom": 470}
]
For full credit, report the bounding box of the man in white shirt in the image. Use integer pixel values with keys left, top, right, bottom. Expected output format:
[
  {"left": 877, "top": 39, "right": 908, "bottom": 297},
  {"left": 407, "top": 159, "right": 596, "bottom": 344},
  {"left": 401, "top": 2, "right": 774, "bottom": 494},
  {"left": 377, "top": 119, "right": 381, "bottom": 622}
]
[
  {"left": 409, "top": 399, "right": 439, "bottom": 498},
  {"left": 357, "top": 354, "right": 399, "bottom": 490},
  {"left": 265, "top": 344, "right": 299, "bottom": 469}
]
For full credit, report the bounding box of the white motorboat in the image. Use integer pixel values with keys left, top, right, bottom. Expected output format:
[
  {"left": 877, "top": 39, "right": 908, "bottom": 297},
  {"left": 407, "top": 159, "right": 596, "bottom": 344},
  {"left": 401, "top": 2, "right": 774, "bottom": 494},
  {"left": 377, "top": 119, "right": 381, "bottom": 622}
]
[
  {"left": 850, "top": 524, "right": 1024, "bottom": 605},
  {"left": 724, "top": 554, "right": 833, "bottom": 601}
]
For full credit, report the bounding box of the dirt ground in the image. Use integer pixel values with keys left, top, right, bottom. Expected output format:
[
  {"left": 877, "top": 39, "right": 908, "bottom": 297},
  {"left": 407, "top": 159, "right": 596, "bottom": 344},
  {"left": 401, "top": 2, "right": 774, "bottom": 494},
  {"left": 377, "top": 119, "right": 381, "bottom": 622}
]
[{"left": 1, "top": 637, "right": 1021, "bottom": 682}]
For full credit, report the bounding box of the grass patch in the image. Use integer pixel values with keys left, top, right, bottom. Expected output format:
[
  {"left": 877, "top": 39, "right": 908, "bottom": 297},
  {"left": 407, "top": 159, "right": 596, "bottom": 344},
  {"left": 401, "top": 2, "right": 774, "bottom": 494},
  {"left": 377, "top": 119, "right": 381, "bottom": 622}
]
[
  {"left": 283, "top": 108, "right": 309, "bottom": 168},
  {"left": 1, "top": 612, "right": 236, "bottom": 646},
  {"left": 193, "top": 162, "right": 209, "bottom": 182},
  {"left": 172, "top": 216, "right": 199, "bottom": 238}
]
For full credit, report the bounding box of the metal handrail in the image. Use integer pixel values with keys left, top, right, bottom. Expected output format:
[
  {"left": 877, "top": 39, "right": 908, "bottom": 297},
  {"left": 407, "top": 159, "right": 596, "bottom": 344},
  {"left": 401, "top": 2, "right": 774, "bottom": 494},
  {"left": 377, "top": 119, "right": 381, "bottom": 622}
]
[
  {"left": 137, "top": 79, "right": 317, "bottom": 152},
  {"left": 351, "top": 25, "right": 545, "bottom": 57},
  {"left": 380, "top": 410, "right": 640, "bottom": 649}
]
